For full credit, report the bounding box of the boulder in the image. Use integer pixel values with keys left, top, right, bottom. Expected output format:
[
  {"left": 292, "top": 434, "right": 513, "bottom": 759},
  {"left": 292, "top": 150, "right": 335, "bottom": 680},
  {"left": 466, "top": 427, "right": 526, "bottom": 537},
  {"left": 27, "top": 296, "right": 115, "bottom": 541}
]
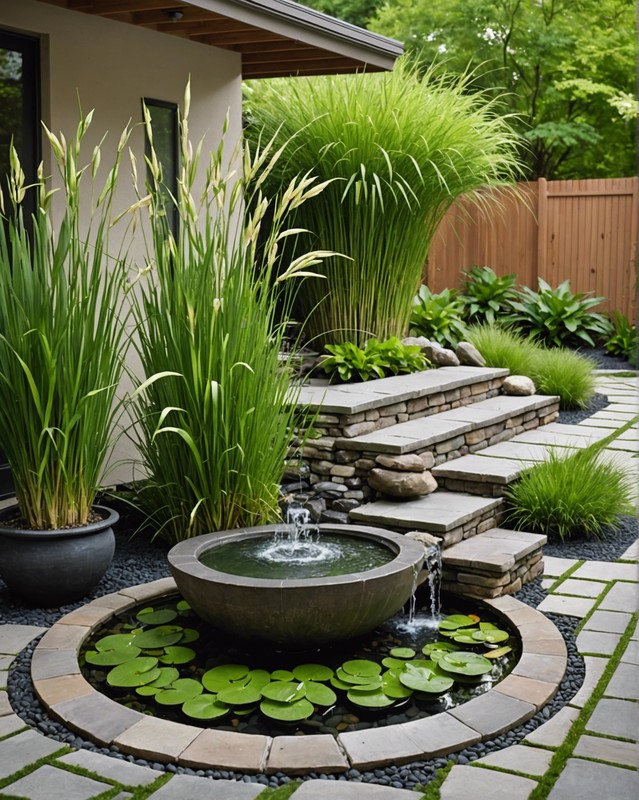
[
  {"left": 405, "top": 530, "right": 441, "bottom": 549},
  {"left": 424, "top": 343, "right": 460, "bottom": 367},
  {"left": 419, "top": 452, "right": 436, "bottom": 470},
  {"left": 368, "top": 468, "right": 438, "bottom": 498},
  {"left": 456, "top": 341, "right": 486, "bottom": 367},
  {"left": 402, "top": 336, "right": 431, "bottom": 351},
  {"left": 375, "top": 453, "right": 426, "bottom": 473},
  {"left": 502, "top": 375, "right": 536, "bottom": 396}
]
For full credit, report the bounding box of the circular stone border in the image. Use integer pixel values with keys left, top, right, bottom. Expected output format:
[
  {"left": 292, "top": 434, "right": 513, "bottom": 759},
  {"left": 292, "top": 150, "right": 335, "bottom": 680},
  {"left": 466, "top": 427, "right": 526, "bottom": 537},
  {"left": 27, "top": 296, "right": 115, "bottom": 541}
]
[{"left": 31, "top": 577, "right": 567, "bottom": 776}]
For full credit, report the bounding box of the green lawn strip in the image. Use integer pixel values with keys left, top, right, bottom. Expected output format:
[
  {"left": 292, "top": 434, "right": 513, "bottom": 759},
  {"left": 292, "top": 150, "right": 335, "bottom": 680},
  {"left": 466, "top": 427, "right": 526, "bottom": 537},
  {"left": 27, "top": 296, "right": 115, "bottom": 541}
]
[
  {"left": 416, "top": 759, "right": 455, "bottom": 799},
  {"left": 260, "top": 781, "right": 302, "bottom": 799},
  {"left": 545, "top": 560, "right": 585, "bottom": 595},
  {"left": 525, "top": 611, "right": 638, "bottom": 799},
  {"left": 0, "top": 746, "right": 72, "bottom": 792},
  {"left": 116, "top": 773, "right": 172, "bottom": 799},
  {"left": 587, "top": 414, "right": 639, "bottom": 450}
]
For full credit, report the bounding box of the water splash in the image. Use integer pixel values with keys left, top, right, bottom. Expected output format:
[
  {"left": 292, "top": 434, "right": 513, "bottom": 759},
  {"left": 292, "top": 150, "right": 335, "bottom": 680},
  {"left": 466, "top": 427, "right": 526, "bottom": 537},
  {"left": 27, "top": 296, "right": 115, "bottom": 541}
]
[
  {"left": 259, "top": 504, "right": 339, "bottom": 565},
  {"left": 392, "top": 542, "right": 442, "bottom": 636}
]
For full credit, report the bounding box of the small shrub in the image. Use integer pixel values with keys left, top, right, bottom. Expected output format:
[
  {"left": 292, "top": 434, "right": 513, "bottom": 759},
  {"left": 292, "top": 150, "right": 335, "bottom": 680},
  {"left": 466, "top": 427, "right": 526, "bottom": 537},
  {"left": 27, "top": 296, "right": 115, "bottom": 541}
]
[
  {"left": 530, "top": 348, "right": 596, "bottom": 409},
  {"left": 466, "top": 324, "right": 538, "bottom": 376},
  {"left": 321, "top": 337, "right": 429, "bottom": 383},
  {"left": 605, "top": 311, "right": 637, "bottom": 365},
  {"left": 410, "top": 286, "right": 468, "bottom": 348},
  {"left": 505, "top": 445, "right": 634, "bottom": 541},
  {"left": 460, "top": 266, "right": 518, "bottom": 325},
  {"left": 505, "top": 278, "right": 612, "bottom": 348}
]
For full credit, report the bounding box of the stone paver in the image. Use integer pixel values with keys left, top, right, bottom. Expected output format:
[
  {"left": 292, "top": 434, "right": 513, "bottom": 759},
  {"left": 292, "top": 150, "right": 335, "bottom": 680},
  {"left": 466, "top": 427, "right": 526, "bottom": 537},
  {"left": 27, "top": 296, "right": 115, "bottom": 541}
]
[
  {"left": 146, "top": 774, "right": 265, "bottom": 799},
  {"left": 265, "top": 734, "right": 348, "bottom": 775},
  {"left": 0, "top": 624, "right": 46, "bottom": 655},
  {"left": 554, "top": 578, "right": 607, "bottom": 598},
  {"left": 575, "top": 629, "right": 622, "bottom": 656},
  {"left": 0, "top": 729, "right": 64, "bottom": 780},
  {"left": 58, "top": 750, "right": 160, "bottom": 786},
  {"left": 523, "top": 706, "right": 581, "bottom": 748},
  {"left": 1, "top": 764, "right": 112, "bottom": 800},
  {"left": 571, "top": 561, "right": 639, "bottom": 582},
  {"left": 573, "top": 734, "right": 639, "bottom": 768},
  {"left": 598, "top": 581, "right": 639, "bottom": 611},
  {"left": 568, "top": 656, "right": 607, "bottom": 709},
  {"left": 179, "top": 729, "right": 270, "bottom": 773},
  {"left": 447, "top": 690, "right": 536, "bottom": 738},
  {"left": 582, "top": 609, "right": 633, "bottom": 634},
  {"left": 546, "top": 758, "right": 639, "bottom": 800},
  {"left": 439, "top": 764, "right": 537, "bottom": 799},
  {"left": 473, "top": 743, "right": 554, "bottom": 776},
  {"left": 605, "top": 662, "right": 639, "bottom": 701},
  {"left": 586, "top": 698, "right": 639, "bottom": 740},
  {"left": 621, "top": 639, "right": 639, "bottom": 665},
  {"left": 0, "top": 712, "right": 26, "bottom": 737},
  {"left": 537, "top": 594, "right": 598, "bottom": 618},
  {"left": 542, "top": 556, "right": 579, "bottom": 577},
  {"left": 290, "top": 780, "right": 417, "bottom": 798}
]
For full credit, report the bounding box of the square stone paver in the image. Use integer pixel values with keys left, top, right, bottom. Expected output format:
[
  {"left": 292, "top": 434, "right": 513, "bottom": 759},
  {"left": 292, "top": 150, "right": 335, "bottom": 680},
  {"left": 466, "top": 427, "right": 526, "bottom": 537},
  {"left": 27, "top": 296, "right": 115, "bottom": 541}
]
[
  {"left": 523, "top": 706, "right": 581, "bottom": 748},
  {"left": 0, "top": 729, "right": 64, "bottom": 780},
  {"left": 555, "top": 578, "right": 607, "bottom": 598},
  {"left": 114, "top": 716, "right": 200, "bottom": 761},
  {"left": 447, "top": 690, "right": 536, "bottom": 738},
  {"left": 605, "top": 662, "right": 639, "bottom": 701},
  {"left": 146, "top": 774, "right": 265, "bottom": 799},
  {"left": 576, "top": 630, "right": 622, "bottom": 656},
  {"left": 569, "top": 656, "right": 607, "bottom": 709},
  {"left": 0, "top": 712, "right": 26, "bottom": 737},
  {"left": 598, "top": 582, "right": 638, "bottom": 612},
  {"left": 573, "top": 734, "right": 639, "bottom": 768},
  {"left": 582, "top": 610, "right": 633, "bottom": 634},
  {"left": 266, "top": 734, "right": 349, "bottom": 775},
  {"left": 440, "top": 765, "right": 537, "bottom": 800},
  {"left": 52, "top": 692, "right": 142, "bottom": 744},
  {"left": 2, "top": 764, "right": 112, "bottom": 800},
  {"left": 571, "top": 562, "right": 639, "bottom": 582},
  {"left": 621, "top": 639, "right": 639, "bottom": 665},
  {"left": 537, "top": 594, "right": 598, "bottom": 618},
  {"left": 543, "top": 556, "right": 579, "bottom": 578},
  {"left": 586, "top": 698, "right": 639, "bottom": 740},
  {"left": 291, "top": 780, "right": 418, "bottom": 798},
  {"left": 547, "top": 758, "right": 638, "bottom": 800},
  {"left": 0, "top": 624, "right": 47, "bottom": 655},
  {"left": 179, "top": 729, "right": 270, "bottom": 773},
  {"left": 58, "top": 750, "right": 159, "bottom": 787},
  {"left": 474, "top": 744, "right": 554, "bottom": 776},
  {"left": 512, "top": 653, "right": 566, "bottom": 685}
]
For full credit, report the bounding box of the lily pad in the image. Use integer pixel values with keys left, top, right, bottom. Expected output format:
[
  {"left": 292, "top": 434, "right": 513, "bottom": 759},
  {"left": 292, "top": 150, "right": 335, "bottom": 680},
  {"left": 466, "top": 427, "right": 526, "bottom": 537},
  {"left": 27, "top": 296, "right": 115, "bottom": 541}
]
[
  {"left": 381, "top": 674, "right": 413, "bottom": 699},
  {"left": 136, "top": 607, "right": 178, "bottom": 625},
  {"left": 260, "top": 697, "right": 315, "bottom": 722},
  {"left": 438, "top": 651, "right": 493, "bottom": 677},
  {"left": 341, "top": 659, "right": 381, "bottom": 677},
  {"left": 202, "top": 664, "right": 249, "bottom": 692},
  {"left": 182, "top": 695, "right": 230, "bottom": 720},
  {"left": 261, "top": 681, "right": 306, "bottom": 703},
  {"left": 94, "top": 633, "right": 137, "bottom": 650},
  {"left": 107, "top": 657, "right": 160, "bottom": 688},
  {"left": 438, "top": 614, "right": 477, "bottom": 631},
  {"left": 176, "top": 600, "right": 191, "bottom": 613},
  {"left": 484, "top": 645, "right": 513, "bottom": 659},
  {"left": 132, "top": 625, "right": 184, "bottom": 649},
  {"left": 389, "top": 647, "right": 415, "bottom": 659},
  {"left": 271, "top": 670, "right": 294, "bottom": 682},
  {"left": 159, "top": 646, "right": 196, "bottom": 665},
  {"left": 335, "top": 668, "right": 382, "bottom": 687},
  {"left": 178, "top": 628, "right": 200, "bottom": 644},
  {"left": 330, "top": 675, "right": 351, "bottom": 691},
  {"left": 421, "top": 642, "right": 460, "bottom": 661},
  {"left": 304, "top": 681, "right": 337, "bottom": 707},
  {"left": 293, "top": 664, "right": 334, "bottom": 682},
  {"left": 135, "top": 667, "right": 180, "bottom": 696},
  {"left": 217, "top": 684, "right": 264, "bottom": 706},
  {"left": 381, "top": 657, "right": 407, "bottom": 669},
  {"left": 85, "top": 644, "right": 141, "bottom": 667},
  {"left": 399, "top": 663, "right": 454, "bottom": 694},
  {"left": 347, "top": 688, "right": 395, "bottom": 708},
  {"left": 155, "top": 678, "right": 203, "bottom": 705}
]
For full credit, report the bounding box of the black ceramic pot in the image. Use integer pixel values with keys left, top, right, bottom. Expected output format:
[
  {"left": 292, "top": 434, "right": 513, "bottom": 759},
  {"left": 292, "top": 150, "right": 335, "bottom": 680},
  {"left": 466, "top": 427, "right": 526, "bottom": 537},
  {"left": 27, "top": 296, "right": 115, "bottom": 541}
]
[{"left": 0, "top": 504, "right": 118, "bottom": 607}]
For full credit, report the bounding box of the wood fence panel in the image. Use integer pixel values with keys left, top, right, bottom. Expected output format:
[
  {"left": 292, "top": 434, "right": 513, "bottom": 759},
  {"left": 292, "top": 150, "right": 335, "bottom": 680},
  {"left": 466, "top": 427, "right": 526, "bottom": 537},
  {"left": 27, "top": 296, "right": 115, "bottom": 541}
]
[{"left": 426, "top": 177, "right": 638, "bottom": 320}]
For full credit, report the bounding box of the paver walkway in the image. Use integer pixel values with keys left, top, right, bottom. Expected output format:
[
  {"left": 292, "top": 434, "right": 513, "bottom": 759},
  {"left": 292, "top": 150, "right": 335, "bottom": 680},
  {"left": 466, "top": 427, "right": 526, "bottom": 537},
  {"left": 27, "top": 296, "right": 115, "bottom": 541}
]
[{"left": 0, "top": 373, "right": 637, "bottom": 799}]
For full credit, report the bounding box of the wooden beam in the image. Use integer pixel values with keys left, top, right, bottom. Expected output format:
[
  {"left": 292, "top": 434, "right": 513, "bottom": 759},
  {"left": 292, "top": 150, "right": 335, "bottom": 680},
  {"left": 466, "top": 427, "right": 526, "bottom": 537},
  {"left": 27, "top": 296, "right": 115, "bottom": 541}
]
[
  {"left": 68, "top": 0, "right": 180, "bottom": 16},
  {"left": 193, "top": 30, "right": 284, "bottom": 47}
]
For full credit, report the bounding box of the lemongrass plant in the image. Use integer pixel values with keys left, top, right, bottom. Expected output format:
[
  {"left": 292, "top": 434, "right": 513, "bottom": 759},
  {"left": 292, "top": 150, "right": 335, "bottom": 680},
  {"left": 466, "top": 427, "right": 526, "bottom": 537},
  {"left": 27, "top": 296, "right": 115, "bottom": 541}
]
[
  {"left": 244, "top": 58, "right": 522, "bottom": 348},
  {"left": 128, "top": 89, "right": 335, "bottom": 543},
  {"left": 0, "top": 114, "right": 131, "bottom": 529}
]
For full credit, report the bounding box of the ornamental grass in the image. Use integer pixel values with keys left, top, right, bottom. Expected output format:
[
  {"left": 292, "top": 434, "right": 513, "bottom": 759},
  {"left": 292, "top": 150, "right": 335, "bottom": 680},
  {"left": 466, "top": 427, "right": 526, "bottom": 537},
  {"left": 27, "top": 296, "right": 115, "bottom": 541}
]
[
  {"left": 129, "top": 90, "right": 334, "bottom": 543},
  {"left": 244, "top": 59, "right": 522, "bottom": 348}
]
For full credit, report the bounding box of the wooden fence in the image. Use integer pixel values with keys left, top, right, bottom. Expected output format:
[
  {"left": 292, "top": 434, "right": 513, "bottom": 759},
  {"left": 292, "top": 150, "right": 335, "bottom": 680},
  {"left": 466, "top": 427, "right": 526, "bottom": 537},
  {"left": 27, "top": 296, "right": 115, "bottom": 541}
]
[{"left": 426, "top": 177, "right": 638, "bottom": 321}]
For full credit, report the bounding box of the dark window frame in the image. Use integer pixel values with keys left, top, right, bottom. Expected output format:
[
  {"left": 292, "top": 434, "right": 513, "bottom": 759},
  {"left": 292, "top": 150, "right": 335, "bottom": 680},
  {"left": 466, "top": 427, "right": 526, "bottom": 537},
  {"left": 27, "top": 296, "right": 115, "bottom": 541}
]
[{"left": 142, "top": 97, "right": 179, "bottom": 237}]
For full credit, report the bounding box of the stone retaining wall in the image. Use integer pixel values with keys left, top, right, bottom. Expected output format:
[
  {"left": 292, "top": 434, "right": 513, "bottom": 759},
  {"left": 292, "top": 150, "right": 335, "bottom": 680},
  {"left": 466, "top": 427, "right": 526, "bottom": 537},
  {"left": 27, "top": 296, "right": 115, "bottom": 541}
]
[{"left": 441, "top": 546, "right": 544, "bottom": 599}]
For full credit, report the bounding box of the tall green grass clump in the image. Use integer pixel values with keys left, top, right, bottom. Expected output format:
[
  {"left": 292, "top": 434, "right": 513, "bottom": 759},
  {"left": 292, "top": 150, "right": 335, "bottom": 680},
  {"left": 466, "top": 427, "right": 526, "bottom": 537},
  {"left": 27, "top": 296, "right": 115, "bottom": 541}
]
[
  {"left": 466, "top": 324, "right": 538, "bottom": 376},
  {"left": 244, "top": 59, "right": 521, "bottom": 348},
  {"left": 0, "top": 114, "right": 131, "bottom": 529},
  {"left": 129, "top": 89, "right": 334, "bottom": 543},
  {"left": 506, "top": 445, "right": 634, "bottom": 541}
]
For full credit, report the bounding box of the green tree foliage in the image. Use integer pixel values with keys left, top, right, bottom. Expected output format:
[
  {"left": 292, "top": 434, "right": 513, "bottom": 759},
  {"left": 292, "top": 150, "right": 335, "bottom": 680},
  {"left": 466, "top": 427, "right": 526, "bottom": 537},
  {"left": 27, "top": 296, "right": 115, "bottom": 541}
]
[{"left": 370, "top": 0, "right": 635, "bottom": 179}]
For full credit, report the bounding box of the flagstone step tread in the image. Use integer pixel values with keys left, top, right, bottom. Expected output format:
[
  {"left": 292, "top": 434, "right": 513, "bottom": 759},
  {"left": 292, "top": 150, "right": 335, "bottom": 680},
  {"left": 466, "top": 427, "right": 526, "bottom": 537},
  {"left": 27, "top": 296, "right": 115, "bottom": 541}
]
[
  {"left": 336, "top": 394, "right": 558, "bottom": 453},
  {"left": 349, "top": 492, "right": 502, "bottom": 533},
  {"left": 433, "top": 455, "right": 525, "bottom": 485},
  {"left": 441, "top": 528, "right": 547, "bottom": 573},
  {"left": 295, "top": 366, "right": 509, "bottom": 414}
]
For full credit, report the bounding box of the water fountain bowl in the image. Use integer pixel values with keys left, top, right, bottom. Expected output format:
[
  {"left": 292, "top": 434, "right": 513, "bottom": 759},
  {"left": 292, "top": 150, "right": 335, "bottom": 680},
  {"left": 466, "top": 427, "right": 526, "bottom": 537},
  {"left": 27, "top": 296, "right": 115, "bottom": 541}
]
[{"left": 168, "top": 523, "right": 426, "bottom": 647}]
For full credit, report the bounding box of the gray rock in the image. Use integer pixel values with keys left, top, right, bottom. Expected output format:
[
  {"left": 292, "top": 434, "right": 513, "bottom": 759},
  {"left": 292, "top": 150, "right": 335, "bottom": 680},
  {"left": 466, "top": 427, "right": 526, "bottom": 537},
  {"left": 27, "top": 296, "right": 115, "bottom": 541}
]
[
  {"left": 406, "top": 530, "right": 441, "bottom": 549},
  {"left": 424, "top": 344, "right": 460, "bottom": 367},
  {"left": 313, "top": 481, "right": 348, "bottom": 493},
  {"left": 332, "top": 498, "right": 361, "bottom": 512},
  {"left": 303, "top": 498, "right": 326, "bottom": 522},
  {"left": 320, "top": 509, "right": 350, "bottom": 524},
  {"left": 368, "top": 468, "right": 438, "bottom": 498},
  {"left": 456, "top": 341, "right": 486, "bottom": 367},
  {"left": 375, "top": 453, "right": 426, "bottom": 473},
  {"left": 503, "top": 375, "right": 536, "bottom": 395},
  {"left": 402, "top": 336, "right": 431, "bottom": 350},
  {"left": 419, "top": 451, "right": 436, "bottom": 470}
]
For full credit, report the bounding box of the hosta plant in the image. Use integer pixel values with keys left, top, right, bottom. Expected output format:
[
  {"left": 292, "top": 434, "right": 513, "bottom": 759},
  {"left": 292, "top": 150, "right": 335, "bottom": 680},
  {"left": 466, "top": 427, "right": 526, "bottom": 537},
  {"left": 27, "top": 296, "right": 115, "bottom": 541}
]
[
  {"left": 321, "top": 337, "right": 428, "bottom": 383},
  {"left": 505, "top": 278, "right": 612, "bottom": 348},
  {"left": 410, "top": 286, "right": 468, "bottom": 349},
  {"left": 459, "top": 266, "right": 518, "bottom": 325}
]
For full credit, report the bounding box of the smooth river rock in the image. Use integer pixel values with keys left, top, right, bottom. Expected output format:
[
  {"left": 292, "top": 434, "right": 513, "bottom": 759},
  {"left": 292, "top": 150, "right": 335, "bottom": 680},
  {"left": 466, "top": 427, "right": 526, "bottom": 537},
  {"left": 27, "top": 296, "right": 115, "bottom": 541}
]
[
  {"left": 502, "top": 375, "right": 536, "bottom": 395},
  {"left": 424, "top": 343, "right": 460, "bottom": 367},
  {"left": 375, "top": 453, "right": 426, "bottom": 473},
  {"left": 368, "top": 468, "right": 438, "bottom": 498},
  {"left": 456, "top": 341, "right": 486, "bottom": 367}
]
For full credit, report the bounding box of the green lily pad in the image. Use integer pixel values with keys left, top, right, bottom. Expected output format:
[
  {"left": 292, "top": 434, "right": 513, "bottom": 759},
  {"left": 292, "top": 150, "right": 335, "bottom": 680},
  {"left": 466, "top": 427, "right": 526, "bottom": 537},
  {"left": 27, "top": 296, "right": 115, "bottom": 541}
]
[
  {"left": 484, "top": 645, "right": 513, "bottom": 659},
  {"left": 202, "top": 664, "right": 249, "bottom": 692},
  {"left": 335, "top": 668, "right": 382, "bottom": 687},
  {"left": 261, "top": 681, "right": 305, "bottom": 703},
  {"left": 217, "top": 684, "right": 264, "bottom": 705},
  {"left": 94, "top": 634, "right": 137, "bottom": 651},
  {"left": 389, "top": 647, "right": 416, "bottom": 659},
  {"left": 135, "top": 667, "right": 180, "bottom": 696},
  {"left": 293, "top": 664, "right": 334, "bottom": 682},
  {"left": 304, "top": 681, "right": 337, "bottom": 706},
  {"left": 438, "top": 651, "right": 493, "bottom": 676},
  {"left": 136, "top": 607, "right": 178, "bottom": 625},
  {"left": 439, "top": 614, "right": 477, "bottom": 631},
  {"left": 330, "top": 675, "right": 351, "bottom": 691},
  {"left": 381, "top": 674, "right": 413, "bottom": 699},
  {"left": 421, "top": 642, "right": 460, "bottom": 661},
  {"left": 381, "top": 657, "right": 407, "bottom": 669},
  {"left": 85, "top": 644, "right": 141, "bottom": 666},
  {"left": 450, "top": 630, "right": 480, "bottom": 644},
  {"left": 176, "top": 600, "right": 191, "bottom": 613},
  {"left": 271, "top": 670, "right": 294, "bottom": 682},
  {"left": 347, "top": 688, "right": 396, "bottom": 708},
  {"left": 182, "top": 695, "right": 230, "bottom": 720},
  {"left": 178, "top": 628, "right": 200, "bottom": 644},
  {"left": 155, "top": 678, "right": 203, "bottom": 705},
  {"left": 133, "top": 625, "right": 184, "bottom": 649},
  {"left": 341, "top": 659, "right": 381, "bottom": 677},
  {"left": 399, "top": 663, "right": 454, "bottom": 694},
  {"left": 159, "top": 646, "right": 196, "bottom": 665},
  {"left": 107, "top": 657, "right": 160, "bottom": 688},
  {"left": 260, "top": 697, "right": 315, "bottom": 722},
  {"left": 235, "top": 705, "right": 258, "bottom": 717}
]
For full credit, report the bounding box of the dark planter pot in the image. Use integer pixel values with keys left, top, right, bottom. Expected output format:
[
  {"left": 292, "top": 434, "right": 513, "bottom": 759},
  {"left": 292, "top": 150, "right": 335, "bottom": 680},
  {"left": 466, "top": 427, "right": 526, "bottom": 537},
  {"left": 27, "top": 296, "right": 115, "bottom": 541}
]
[{"left": 0, "top": 505, "right": 118, "bottom": 607}]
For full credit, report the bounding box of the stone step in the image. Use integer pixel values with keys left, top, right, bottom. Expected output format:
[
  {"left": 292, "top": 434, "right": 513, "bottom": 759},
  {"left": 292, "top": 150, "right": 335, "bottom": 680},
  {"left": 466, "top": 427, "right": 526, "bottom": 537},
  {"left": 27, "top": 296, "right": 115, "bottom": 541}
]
[
  {"left": 441, "top": 528, "right": 547, "bottom": 599},
  {"left": 349, "top": 491, "right": 503, "bottom": 547}
]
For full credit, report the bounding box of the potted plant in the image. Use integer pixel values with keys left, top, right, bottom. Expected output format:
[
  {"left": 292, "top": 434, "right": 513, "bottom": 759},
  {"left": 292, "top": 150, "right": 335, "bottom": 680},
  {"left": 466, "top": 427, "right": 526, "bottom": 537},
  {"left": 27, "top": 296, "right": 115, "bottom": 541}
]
[{"left": 0, "top": 113, "right": 131, "bottom": 606}]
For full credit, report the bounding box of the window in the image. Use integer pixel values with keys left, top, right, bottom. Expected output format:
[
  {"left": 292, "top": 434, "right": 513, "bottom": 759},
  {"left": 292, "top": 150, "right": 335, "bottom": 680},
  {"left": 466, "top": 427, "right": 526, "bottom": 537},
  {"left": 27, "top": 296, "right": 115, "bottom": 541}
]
[{"left": 143, "top": 98, "right": 179, "bottom": 237}]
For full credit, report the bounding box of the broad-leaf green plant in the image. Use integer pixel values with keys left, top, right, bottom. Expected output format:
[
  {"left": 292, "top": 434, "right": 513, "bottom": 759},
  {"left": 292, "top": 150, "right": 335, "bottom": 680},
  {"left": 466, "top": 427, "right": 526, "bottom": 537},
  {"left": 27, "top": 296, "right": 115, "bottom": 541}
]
[
  {"left": 0, "top": 114, "right": 131, "bottom": 529},
  {"left": 129, "top": 90, "right": 335, "bottom": 543},
  {"left": 244, "top": 59, "right": 522, "bottom": 347},
  {"left": 321, "top": 337, "right": 428, "bottom": 383},
  {"left": 505, "top": 278, "right": 612, "bottom": 347},
  {"left": 605, "top": 311, "right": 637, "bottom": 365},
  {"left": 459, "top": 266, "right": 518, "bottom": 325},
  {"left": 410, "top": 286, "right": 468, "bottom": 348}
]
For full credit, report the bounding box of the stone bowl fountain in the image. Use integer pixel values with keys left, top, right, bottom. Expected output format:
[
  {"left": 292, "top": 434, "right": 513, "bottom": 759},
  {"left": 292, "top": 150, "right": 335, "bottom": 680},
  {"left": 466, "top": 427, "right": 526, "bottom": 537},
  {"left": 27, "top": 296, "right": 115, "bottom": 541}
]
[{"left": 168, "top": 522, "right": 426, "bottom": 647}]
